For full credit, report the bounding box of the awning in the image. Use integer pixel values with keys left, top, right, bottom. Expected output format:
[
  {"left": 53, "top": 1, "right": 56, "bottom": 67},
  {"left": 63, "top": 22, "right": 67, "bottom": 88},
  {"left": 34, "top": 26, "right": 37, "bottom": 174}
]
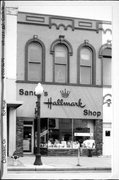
[{"left": 7, "top": 101, "right": 23, "bottom": 109}]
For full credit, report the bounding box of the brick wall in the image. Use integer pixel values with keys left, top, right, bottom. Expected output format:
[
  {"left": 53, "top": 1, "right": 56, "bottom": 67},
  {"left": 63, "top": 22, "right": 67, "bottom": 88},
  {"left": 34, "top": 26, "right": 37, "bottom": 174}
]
[
  {"left": 14, "top": 118, "right": 23, "bottom": 157},
  {"left": 94, "top": 119, "right": 103, "bottom": 156}
]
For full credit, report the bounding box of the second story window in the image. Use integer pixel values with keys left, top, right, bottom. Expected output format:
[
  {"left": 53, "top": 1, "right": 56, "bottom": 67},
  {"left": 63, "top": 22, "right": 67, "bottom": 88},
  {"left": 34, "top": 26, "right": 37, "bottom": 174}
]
[
  {"left": 99, "top": 41, "right": 112, "bottom": 86},
  {"left": 25, "top": 36, "right": 45, "bottom": 82},
  {"left": 28, "top": 42, "right": 42, "bottom": 81},
  {"left": 50, "top": 35, "right": 73, "bottom": 84},
  {"left": 102, "top": 48, "right": 111, "bottom": 86},
  {"left": 78, "top": 40, "right": 96, "bottom": 85},
  {"left": 54, "top": 44, "right": 68, "bottom": 83},
  {"left": 80, "top": 47, "right": 92, "bottom": 84}
]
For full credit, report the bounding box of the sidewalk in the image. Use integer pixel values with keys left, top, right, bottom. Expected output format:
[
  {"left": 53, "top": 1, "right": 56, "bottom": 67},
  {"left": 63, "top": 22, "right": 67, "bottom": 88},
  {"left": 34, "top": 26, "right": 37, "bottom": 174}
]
[{"left": 7, "top": 155, "right": 111, "bottom": 172}]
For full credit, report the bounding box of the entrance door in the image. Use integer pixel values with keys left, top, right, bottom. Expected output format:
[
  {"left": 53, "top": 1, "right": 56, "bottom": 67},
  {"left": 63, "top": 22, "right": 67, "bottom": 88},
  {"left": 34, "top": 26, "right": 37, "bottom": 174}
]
[{"left": 23, "top": 125, "right": 34, "bottom": 154}]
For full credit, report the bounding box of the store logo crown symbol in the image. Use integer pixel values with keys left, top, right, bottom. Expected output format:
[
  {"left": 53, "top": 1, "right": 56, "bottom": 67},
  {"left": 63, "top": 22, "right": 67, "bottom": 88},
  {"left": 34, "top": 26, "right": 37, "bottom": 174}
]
[{"left": 60, "top": 89, "right": 70, "bottom": 98}]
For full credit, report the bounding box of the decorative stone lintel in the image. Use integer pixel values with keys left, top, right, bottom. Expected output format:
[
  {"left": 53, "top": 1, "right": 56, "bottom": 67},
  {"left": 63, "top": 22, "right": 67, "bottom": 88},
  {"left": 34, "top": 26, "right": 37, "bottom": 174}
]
[
  {"left": 59, "top": 35, "right": 65, "bottom": 42},
  {"left": 33, "top": 35, "right": 38, "bottom": 39},
  {"left": 84, "top": 39, "right": 89, "bottom": 45},
  {"left": 107, "top": 40, "right": 111, "bottom": 45}
]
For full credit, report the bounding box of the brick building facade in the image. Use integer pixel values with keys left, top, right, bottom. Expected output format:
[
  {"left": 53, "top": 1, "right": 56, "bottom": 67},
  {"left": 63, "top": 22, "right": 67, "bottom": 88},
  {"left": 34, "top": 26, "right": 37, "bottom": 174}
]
[{"left": 6, "top": 9, "right": 112, "bottom": 157}]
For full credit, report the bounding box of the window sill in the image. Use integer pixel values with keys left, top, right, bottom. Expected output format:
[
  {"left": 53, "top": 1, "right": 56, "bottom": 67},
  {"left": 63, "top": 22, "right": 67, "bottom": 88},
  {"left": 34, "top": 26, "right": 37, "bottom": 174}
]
[{"left": 16, "top": 80, "right": 103, "bottom": 88}]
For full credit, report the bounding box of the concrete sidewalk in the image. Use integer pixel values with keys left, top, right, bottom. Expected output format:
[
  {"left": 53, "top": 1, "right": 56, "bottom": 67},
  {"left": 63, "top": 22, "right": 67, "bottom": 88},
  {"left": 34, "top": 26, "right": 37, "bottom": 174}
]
[{"left": 7, "top": 155, "right": 111, "bottom": 172}]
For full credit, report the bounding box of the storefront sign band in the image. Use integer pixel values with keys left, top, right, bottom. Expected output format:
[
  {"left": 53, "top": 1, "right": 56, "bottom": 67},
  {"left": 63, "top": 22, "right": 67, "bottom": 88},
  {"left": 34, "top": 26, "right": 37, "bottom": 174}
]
[{"left": 18, "top": 87, "right": 102, "bottom": 118}]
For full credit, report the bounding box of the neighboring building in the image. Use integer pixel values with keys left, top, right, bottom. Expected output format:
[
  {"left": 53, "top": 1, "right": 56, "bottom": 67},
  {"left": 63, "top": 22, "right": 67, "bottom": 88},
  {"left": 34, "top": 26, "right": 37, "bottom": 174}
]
[{"left": 5, "top": 9, "right": 112, "bottom": 157}]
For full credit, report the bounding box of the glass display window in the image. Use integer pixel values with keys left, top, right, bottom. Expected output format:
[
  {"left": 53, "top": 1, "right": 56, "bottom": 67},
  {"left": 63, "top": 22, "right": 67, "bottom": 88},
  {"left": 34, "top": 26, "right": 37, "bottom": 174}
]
[{"left": 34, "top": 118, "right": 95, "bottom": 152}]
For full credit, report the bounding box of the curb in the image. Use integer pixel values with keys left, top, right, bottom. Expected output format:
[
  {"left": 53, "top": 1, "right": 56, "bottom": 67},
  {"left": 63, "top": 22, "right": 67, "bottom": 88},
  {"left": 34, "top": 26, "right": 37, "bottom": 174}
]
[{"left": 8, "top": 167, "right": 112, "bottom": 172}]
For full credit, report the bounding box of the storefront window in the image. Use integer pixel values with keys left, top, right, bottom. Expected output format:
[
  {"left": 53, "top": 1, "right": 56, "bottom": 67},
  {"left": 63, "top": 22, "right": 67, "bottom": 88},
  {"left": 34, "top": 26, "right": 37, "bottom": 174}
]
[
  {"left": 48, "top": 119, "right": 72, "bottom": 149},
  {"left": 34, "top": 118, "right": 94, "bottom": 152},
  {"left": 73, "top": 119, "right": 90, "bottom": 148}
]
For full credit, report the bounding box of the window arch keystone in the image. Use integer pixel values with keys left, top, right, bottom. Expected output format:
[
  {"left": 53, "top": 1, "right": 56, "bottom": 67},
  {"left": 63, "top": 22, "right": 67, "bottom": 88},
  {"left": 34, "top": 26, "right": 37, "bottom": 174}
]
[{"left": 50, "top": 36, "right": 73, "bottom": 56}]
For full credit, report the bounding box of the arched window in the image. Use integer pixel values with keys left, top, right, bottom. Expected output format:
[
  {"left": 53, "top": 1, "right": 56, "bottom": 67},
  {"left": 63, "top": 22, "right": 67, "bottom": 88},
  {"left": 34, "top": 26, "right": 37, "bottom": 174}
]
[
  {"left": 25, "top": 37, "right": 45, "bottom": 82},
  {"left": 50, "top": 35, "right": 73, "bottom": 84},
  {"left": 54, "top": 44, "right": 68, "bottom": 83},
  {"left": 99, "top": 42, "right": 112, "bottom": 86},
  {"left": 78, "top": 41, "right": 96, "bottom": 85}
]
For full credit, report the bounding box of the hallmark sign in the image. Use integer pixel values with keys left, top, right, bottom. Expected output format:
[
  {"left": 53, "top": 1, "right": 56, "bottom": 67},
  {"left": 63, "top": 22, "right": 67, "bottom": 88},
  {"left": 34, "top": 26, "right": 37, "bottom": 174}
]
[
  {"left": 43, "top": 88, "right": 101, "bottom": 118},
  {"left": 41, "top": 86, "right": 102, "bottom": 119},
  {"left": 44, "top": 97, "right": 86, "bottom": 109},
  {"left": 17, "top": 84, "right": 103, "bottom": 119}
]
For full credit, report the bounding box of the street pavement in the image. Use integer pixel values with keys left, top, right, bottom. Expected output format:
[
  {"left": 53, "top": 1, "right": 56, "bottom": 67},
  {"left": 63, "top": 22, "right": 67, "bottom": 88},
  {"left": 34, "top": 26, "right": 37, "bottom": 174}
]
[{"left": 1, "top": 155, "right": 112, "bottom": 179}]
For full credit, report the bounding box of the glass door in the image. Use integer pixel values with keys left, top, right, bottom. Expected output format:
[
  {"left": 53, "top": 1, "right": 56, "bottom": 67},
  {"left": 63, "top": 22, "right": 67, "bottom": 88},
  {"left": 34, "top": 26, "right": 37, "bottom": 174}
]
[{"left": 23, "top": 125, "right": 33, "bottom": 154}]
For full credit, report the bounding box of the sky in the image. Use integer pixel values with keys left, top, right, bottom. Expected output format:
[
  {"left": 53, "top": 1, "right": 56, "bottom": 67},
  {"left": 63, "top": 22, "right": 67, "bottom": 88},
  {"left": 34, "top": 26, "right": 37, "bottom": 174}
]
[{"left": 5, "top": 1, "right": 113, "bottom": 21}]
